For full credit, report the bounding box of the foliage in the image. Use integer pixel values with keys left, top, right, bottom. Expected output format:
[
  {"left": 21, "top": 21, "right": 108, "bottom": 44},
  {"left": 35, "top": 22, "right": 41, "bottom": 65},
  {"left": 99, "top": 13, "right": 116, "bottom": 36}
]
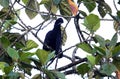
[{"left": 0, "top": 0, "right": 119, "bottom": 79}]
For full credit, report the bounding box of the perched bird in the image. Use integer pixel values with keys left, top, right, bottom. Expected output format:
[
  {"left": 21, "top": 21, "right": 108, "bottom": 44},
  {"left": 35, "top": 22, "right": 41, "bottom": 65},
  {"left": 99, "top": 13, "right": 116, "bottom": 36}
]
[{"left": 43, "top": 18, "right": 64, "bottom": 58}]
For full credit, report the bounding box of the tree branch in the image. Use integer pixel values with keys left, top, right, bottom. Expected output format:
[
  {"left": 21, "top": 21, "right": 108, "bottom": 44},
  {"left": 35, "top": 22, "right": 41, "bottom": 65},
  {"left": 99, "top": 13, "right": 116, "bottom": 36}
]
[{"left": 56, "top": 58, "right": 87, "bottom": 71}]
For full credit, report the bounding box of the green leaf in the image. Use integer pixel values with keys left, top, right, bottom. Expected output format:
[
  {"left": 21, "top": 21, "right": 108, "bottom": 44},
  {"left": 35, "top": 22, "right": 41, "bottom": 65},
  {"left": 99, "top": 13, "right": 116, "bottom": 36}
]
[
  {"left": 98, "top": 2, "right": 112, "bottom": 18},
  {"left": 77, "top": 63, "right": 90, "bottom": 76},
  {"left": 53, "top": 0, "right": 61, "bottom": 5},
  {"left": 52, "top": 71, "right": 66, "bottom": 79},
  {"left": 87, "top": 55, "right": 96, "bottom": 66},
  {"left": 23, "top": 40, "right": 38, "bottom": 51},
  {"left": 117, "top": 11, "right": 120, "bottom": 18},
  {"left": 4, "top": 66, "right": 13, "bottom": 74},
  {"left": 32, "top": 74, "right": 42, "bottom": 79},
  {"left": 7, "top": 47, "right": 19, "bottom": 60},
  {"left": 29, "top": 57, "right": 42, "bottom": 68},
  {"left": 110, "top": 33, "right": 118, "bottom": 48},
  {"left": 20, "top": 52, "right": 34, "bottom": 62},
  {"left": 0, "top": 36, "right": 10, "bottom": 49},
  {"left": 0, "top": 0, "right": 9, "bottom": 8},
  {"left": 22, "top": 0, "right": 28, "bottom": 4},
  {"left": 51, "top": 4, "right": 58, "bottom": 14},
  {"left": 100, "top": 63, "right": 117, "bottom": 76},
  {"left": 25, "top": 0, "right": 39, "bottom": 19},
  {"left": 98, "top": 5, "right": 106, "bottom": 18},
  {"left": 8, "top": 72, "right": 19, "bottom": 79},
  {"left": 93, "top": 45, "right": 106, "bottom": 55},
  {"left": 83, "top": 14, "right": 100, "bottom": 33},
  {"left": 43, "top": 68, "right": 55, "bottom": 79},
  {"left": 39, "top": 0, "right": 49, "bottom": 5},
  {"left": 0, "top": 62, "right": 9, "bottom": 72},
  {"left": 47, "top": 51, "right": 55, "bottom": 62},
  {"left": 59, "top": 1, "right": 72, "bottom": 20},
  {"left": 112, "top": 45, "right": 120, "bottom": 57},
  {"left": 83, "top": 0, "right": 96, "bottom": 12},
  {"left": 77, "top": 42, "right": 93, "bottom": 54},
  {"left": 94, "top": 34, "right": 105, "bottom": 47},
  {"left": 106, "top": 49, "right": 112, "bottom": 58},
  {"left": 79, "top": 10, "right": 87, "bottom": 17},
  {"left": 3, "top": 32, "right": 26, "bottom": 49},
  {"left": 2, "top": 20, "right": 17, "bottom": 31},
  {"left": 36, "top": 49, "right": 49, "bottom": 65}
]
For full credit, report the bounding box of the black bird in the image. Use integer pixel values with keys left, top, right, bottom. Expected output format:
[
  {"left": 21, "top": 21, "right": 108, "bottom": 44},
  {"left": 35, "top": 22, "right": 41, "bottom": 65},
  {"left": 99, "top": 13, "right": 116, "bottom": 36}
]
[{"left": 43, "top": 18, "right": 64, "bottom": 58}]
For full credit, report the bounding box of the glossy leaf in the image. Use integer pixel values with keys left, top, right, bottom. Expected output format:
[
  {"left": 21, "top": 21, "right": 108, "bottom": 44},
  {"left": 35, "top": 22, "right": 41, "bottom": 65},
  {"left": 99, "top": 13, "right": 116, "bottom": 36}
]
[
  {"left": 87, "top": 55, "right": 96, "bottom": 66},
  {"left": 83, "top": 14, "right": 100, "bottom": 33},
  {"left": 36, "top": 49, "right": 49, "bottom": 65},
  {"left": 25, "top": 0, "right": 39, "bottom": 19},
  {"left": 100, "top": 63, "right": 117, "bottom": 76},
  {"left": 94, "top": 34, "right": 105, "bottom": 47},
  {"left": 93, "top": 45, "right": 106, "bottom": 55},
  {"left": 59, "top": 1, "right": 72, "bottom": 20},
  {"left": 52, "top": 71, "right": 66, "bottom": 79},
  {"left": 0, "top": 36, "right": 10, "bottom": 49},
  {"left": 98, "top": 5, "right": 106, "bottom": 18},
  {"left": 47, "top": 51, "right": 55, "bottom": 62},
  {"left": 110, "top": 33, "right": 118, "bottom": 48},
  {"left": 77, "top": 42, "right": 93, "bottom": 54},
  {"left": 83, "top": 0, "right": 96, "bottom": 12},
  {"left": 98, "top": 2, "right": 112, "bottom": 18},
  {"left": 103, "top": 2, "right": 112, "bottom": 13},
  {"left": 0, "top": 0, "right": 9, "bottom": 8},
  {"left": 79, "top": 10, "right": 87, "bottom": 17},
  {"left": 2, "top": 20, "right": 17, "bottom": 32},
  {"left": 112, "top": 45, "right": 120, "bottom": 57},
  {"left": 20, "top": 52, "right": 34, "bottom": 62},
  {"left": 0, "top": 62, "right": 8, "bottom": 72},
  {"left": 23, "top": 40, "right": 38, "bottom": 51},
  {"left": 7, "top": 47, "right": 19, "bottom": 60},
  {"left": 77, "top": 63, "right": 90, "bottom": 76}
]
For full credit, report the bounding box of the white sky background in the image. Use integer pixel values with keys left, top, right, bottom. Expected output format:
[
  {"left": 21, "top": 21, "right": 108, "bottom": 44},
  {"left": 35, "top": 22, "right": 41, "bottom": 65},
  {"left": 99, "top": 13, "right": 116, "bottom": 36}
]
[{"left": 6, "top": 0, "right": 120, "bottom": 79}]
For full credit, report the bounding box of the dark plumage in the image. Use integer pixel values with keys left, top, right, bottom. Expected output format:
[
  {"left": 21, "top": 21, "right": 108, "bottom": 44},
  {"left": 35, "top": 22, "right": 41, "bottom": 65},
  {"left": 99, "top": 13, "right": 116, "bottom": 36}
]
[{"left": 43, "top": 18, "right": 64, "bottom": 58}]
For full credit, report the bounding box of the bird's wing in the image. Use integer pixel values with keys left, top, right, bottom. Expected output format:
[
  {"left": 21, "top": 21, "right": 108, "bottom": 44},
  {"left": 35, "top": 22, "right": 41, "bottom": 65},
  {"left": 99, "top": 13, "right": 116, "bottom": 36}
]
[
  {"left": 55, "top": 31, "right": 62, "bottom": 53},
  {"left": 43, "top": 31, "right": 53, "bottom": 50}
]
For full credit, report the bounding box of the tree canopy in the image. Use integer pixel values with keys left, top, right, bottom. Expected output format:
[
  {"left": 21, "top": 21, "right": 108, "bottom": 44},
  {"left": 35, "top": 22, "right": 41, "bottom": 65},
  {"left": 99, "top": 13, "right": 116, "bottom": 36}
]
[{"left": 0, "top": 0, "right": 120, "bottom": 79}]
